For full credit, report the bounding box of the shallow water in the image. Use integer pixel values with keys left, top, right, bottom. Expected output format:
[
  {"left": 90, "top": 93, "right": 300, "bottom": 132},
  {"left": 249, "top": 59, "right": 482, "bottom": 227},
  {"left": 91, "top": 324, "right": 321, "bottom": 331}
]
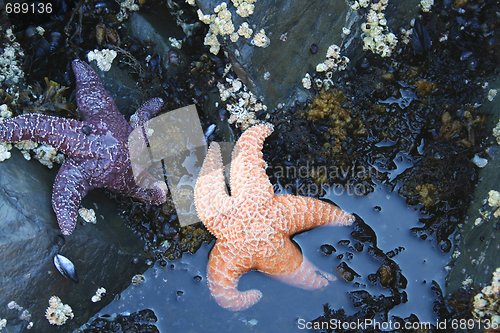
[{"left": 94, "top": 184, "right": 450, "bottom": 332}]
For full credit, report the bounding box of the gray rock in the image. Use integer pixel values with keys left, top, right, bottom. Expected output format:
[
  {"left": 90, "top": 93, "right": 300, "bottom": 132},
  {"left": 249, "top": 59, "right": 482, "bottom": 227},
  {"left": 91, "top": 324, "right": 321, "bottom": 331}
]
[
  {"left": 91, "top": 64, "right": 144, "bottom": 117},
  {"left": 128, "top": 6, "right": 186, "bottom": 73},
  {"left": 196, "top": 0, "right": 421, "bottom": 109},
  {"left": 0, "top": 150, "right": 147, "bottom": 333},
  {"left": 446, "top": 77, "right": 500, "bottom": 295}
]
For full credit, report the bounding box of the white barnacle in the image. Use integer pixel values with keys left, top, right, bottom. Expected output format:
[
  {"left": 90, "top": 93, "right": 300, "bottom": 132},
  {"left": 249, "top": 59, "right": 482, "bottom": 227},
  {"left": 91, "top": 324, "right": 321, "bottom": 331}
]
[
  {"left": 237, "top": 22, "right": 253, "bottom": 38},
  {"left": 316, "top": 62, "right": 328, "bottom": 72},
  {"left": 472, "top": 268, "right": 500, "bottom": 323},
  {"left": 493, "top": 118, "right": 500, "bottom": 145},
  {"left": 251, "top": 29, "right": 270, "bottom": 48},
  {"left": 236, "top": 2, "right": 254, "bottom": 17},
  {"left": 45, "top": 296, "right": 74, "bottom": 326},
  {"left": 0, "top": 142, "right": 12, "bottom": 162},
  {"left": 487, "top": 89, "right": 497, "bottom": 102},
  {"left": 91, "top": 287, "right": 107, "bottom": 302},
  {"left": 197, "top": 9, "right": 213, "bottom": 24},
  {"left": 0, "top": 104, "right": 12, "bottom": 119},
  {"left": 78, "top": 207, "right": 97, "bottom": 224},
  {"left": 302, "top": 73, "right": 312, "bottom": 90},
  {"left": 87, "top": 49, "right": 117, "bottom": 72},
  {"left": 420, "top": 0, "right": 434, "bottom": 12},
  {"left": 488, "top": 190, "right": 500, "bottom": 218}
]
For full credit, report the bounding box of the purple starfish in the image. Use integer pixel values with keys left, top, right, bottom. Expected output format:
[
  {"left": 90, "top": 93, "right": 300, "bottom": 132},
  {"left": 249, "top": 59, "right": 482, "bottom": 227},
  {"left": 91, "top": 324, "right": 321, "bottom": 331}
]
[{"left": 0, "top": 59, "right": 167, "bottom": 235}]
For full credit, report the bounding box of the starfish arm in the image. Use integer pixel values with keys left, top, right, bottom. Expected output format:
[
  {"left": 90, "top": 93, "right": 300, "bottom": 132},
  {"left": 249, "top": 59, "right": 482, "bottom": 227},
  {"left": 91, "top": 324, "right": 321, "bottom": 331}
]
[
  {"left": 194, "top": 142, "right": 230, "bottom": 237},
  {"left": 0, "top": 114, "right": 94, "bottom": 158},
  {"left": 275, "top": 195, "right": 354, "bottom": 236},
  {"left": 129, "top": 98, "right": 164, "bottom": 128},
  {"left": 257, "top": 239, "right": 334, "bottom": 289},
  {"left": 207, "top": 242, "right": 262, "bottom": 311},
  {"left": 52, "top": 159, "right": 91, "bottom": 235},
  {"left": 72, "top": 59, "right": 125, "bottom": 124},
  {"left": 127, "top": 180, "right": 168, "bottom": 205},
  {"left": 229, "top": 123, "right": 274, "bottom": 199}
]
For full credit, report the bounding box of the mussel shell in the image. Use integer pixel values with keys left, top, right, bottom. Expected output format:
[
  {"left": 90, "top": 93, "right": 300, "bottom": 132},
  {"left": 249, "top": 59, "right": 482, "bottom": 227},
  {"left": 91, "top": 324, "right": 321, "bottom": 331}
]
[
  {"left": 204, "top": 124, "right": 216, "bottom": 141},
  {"left": 53, "top": 254, "right": 79, "bottom": 283}
]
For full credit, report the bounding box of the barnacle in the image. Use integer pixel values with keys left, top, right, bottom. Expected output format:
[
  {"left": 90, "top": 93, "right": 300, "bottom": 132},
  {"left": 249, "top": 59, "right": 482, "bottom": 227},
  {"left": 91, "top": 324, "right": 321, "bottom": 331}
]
[
  {"left": 353, "top": 0, "right": 398, "bottom": 57},
  {"left": 420, "top": 0, "right": 434, "bottom": 12},
  {"left": 45, "top": 296, "right": 74, "bottom": 326},
  {"left": 91, "top": 287, "right": 107, "bottom": 302},
  {"left": 488, "top": 190, "right": 500, "bottom": 218},
  {"left": 251, "top": 29, "right": 270, "bottom": 48},
  {"left": 493, "top": 118, "right": 500, "bottom": 145},
  {"left": 217, "top": 74, "right": 267, "bottom": 129},
  {"left": 79, "top": 207, "right": 97, "bottom": 224},
  {"left": 0, "top": 29, "right": 25, "bottom": 98},
  {"left": 87, "top": 49, "right": 117, "bottom": 72},
  {"left": 472, "top": 268, "right": 500, "bottom": 327}
]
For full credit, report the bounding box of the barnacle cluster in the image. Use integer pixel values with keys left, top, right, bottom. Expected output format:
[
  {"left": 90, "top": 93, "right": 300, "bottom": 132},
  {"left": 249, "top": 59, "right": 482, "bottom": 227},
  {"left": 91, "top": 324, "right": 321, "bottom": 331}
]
[
  {"left": 420, "top": 0, "right": 434, "bottom": 12},
  {"left": 303, "top": 44, "right": 350, "bottom": 90},
  {"left": 197, "top": 1, "right": 268, "bottom": 54},
  {"left": 217, "top": 65, "right": 267, "bottom": 129},
  {"left": 0, "top": 143, "right": 11, "bottom": 162},
  {"left": 116, "top": 0, "right": 140, "bottom": 22},
  {"left": 45, "top": 296, "right": 74, "bottom": 326},
  {"left": 79, "top": 207, "right": 97, "bottom": 224},
  {"left": 32, "top": 144, "right": 64, "bottom": 168},
  {"left": 352, "top": 0, "right": 398, "bottom": 57},
  {"left": 472, "top": 268, "right": 500, "bottom": 327},
  {"left": 316, "top": 44, "right": 349, "bottom": 73},
  {"left": 0, "top": 28, "right": 25, "bottom": 98},
  {"left": 493, "top": 118, "right": 500, "bottom": 145},
  {"left": 4, "top": 304, "right": 32, "bottom": 330},
  {"left": 198, "top": 3, "right": 235, "bottom": 54},
  {"left": 488, "top": 190, "right": 500, "bottom": 219},
  {"left": 0, "top": 96, "right": 65, "bottom": 168},
  {"left": 87, "top": 49, "right": 117, "bottom": 72},
  {"left": 91, "top": 287, "right": 107, "bottom": 303},
  {"left": 476, "top": 190, "right": 500, "bottom": 226},
  {"left": 0, "top": 105, "right": 12, "bottom": 162},
  {"left": 231, "top": 0, "right": 256, "bottom": 17}
]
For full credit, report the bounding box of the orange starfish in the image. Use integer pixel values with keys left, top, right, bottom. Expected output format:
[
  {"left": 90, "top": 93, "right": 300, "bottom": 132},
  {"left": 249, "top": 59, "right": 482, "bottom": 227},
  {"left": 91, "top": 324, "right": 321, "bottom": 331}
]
[{"left": 194, "top": 124, "right": 354, "bottom": 311}]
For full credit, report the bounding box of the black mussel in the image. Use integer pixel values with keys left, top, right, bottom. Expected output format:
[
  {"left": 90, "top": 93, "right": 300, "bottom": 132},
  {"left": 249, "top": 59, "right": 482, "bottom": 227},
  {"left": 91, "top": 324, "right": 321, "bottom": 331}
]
[{"left": 53, "top": 254, "right": 79, "bottom": 283}]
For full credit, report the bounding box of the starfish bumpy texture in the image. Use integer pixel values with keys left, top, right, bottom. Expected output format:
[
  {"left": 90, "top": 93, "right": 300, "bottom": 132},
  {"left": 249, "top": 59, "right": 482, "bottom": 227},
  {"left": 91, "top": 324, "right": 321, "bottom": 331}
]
[
  {"left": 0, "top": 59, "right": 167, "bottom": 235},
  {"left": 194, "top": 124, "right": 355, "bottom": 311}
]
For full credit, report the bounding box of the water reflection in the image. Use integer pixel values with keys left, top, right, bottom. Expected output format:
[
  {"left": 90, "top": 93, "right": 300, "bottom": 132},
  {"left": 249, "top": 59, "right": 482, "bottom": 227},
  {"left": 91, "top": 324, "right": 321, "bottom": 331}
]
[{"left": 95, "top": 184, "right": 450, "bottom": 332}]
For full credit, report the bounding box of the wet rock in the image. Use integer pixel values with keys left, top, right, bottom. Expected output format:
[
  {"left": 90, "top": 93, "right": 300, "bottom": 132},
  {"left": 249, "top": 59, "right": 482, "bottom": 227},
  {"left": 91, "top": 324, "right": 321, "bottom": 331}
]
[
  {"left": 196, "top": 0, "right": 421, "bottom": 109},
  {"left": 79, "top": 309, "right": 159, "bottom": 333},
  {"left": 446, "top": 77, "right": 500, "bottom": 293},
  {"left": 127, "top": 6, "right": 186, "bottom": 72},
  {"left": 0, "top": 150, "right": 147, "bottom": 332}
]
